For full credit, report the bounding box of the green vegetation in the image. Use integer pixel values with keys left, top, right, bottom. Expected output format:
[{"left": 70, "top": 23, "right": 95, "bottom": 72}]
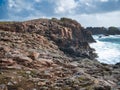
[
  {"left": 0, "top": 21, "right": 13, "bottom": 24},
  {"left": 51, "top": 18, "right": 58, "bottom": 21},
  {"left": 60, "top": 17, "right": 73, "bottom": 22}
]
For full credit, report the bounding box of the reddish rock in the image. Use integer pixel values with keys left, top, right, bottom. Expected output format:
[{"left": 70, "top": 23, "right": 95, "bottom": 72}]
[
  {"left": 0, "top": 18, "right": 96, "bottom": 58},
  {"left": 28, "top": 51, "right": 40, "bottom": 60},
  {"left": 1, "top": 18, "right": 118, "bottom": 89},
  {"left": 37, "top": 59, "right": 53, "bottom": 67}
]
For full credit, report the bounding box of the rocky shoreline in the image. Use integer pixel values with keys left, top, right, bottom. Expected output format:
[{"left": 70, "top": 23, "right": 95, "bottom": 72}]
[
  {"left": 86, "top": 27, "right": 120, "bottom": 35},
  {"left": 0, "top": 18, "right": 120, "bottom": 90}
]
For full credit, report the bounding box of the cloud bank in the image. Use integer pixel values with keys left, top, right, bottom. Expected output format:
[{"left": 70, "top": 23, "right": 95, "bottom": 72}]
[{"left": 0, "top": 0, "right": 120, "bottom": 27}]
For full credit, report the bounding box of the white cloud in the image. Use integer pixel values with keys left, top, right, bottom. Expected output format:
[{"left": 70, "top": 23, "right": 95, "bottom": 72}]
[
  {"left": 8, "top": 0, "right": 34, "bottom": 12},
  {"left": 35, "top": 0, "right": 41, "bottom": 2},
  {"left": 100, "top": 0, "right": 108, "bottom": 2},
  {"left": 5, "top": 0, "right": 120, "bottom": 27},
  {"left": 54, "top": 0, "right": 78, "bottom": 14},
  {"left": 78, "top": 0, "right": 93, "bottom": 5},
  {"left": 68, "top": 11, "right": 120, "bottom": 27},
  {"left": 7, "top": 0, "right": 44, "bottom": 20},
  {"left": 8, "top": 0, "right": 15, "bottom": 8}
]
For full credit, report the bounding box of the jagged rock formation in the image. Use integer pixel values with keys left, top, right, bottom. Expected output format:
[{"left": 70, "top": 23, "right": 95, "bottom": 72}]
[
  {"left": 0, "top": 18, "right": 120, "bottom": 90},
  {"left": 86, "top": 27, "right": 120, "bottom": 35},
  {"left": 0, "top": 18, "right": 96, "bottom": 59}
]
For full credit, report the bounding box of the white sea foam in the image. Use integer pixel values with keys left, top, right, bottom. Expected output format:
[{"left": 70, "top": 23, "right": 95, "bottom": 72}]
[{"left": 90, "top": 35, "right": 120, "bottom": 64}]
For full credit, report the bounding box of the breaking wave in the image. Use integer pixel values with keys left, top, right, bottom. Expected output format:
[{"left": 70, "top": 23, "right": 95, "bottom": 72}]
[{"left": 90, "top": 35, "right": 120, "bottom": 64}]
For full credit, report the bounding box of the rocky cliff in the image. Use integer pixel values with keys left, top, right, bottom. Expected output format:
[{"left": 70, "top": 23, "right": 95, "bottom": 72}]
[
  {"left": 0, "top": 18, "right": 120, "bottom": 90},
  {"left": 0, "top": 18, "right": 96, "bottom": 59}
]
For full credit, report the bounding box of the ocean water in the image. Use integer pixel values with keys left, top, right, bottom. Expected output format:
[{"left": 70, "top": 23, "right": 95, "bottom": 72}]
[{"left": 90, "top": 35, "right": 120, "bottom": 64}]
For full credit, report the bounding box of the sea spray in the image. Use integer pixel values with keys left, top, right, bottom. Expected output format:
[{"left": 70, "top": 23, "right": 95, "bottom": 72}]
[{"left": 90, "top": 35, "right": 120, "bottom": 64}]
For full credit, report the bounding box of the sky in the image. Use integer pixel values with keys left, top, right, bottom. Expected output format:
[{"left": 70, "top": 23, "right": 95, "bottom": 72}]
[{"left": 0, "top": 0, "right": 120, "bottom": 27}]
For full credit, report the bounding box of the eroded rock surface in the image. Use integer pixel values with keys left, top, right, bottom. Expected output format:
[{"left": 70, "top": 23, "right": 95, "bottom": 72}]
[
  {"left": 0, "top": 18, "right": 96, "bottom": 59},
  {"left": 0, "top": 18, "right": 119, "bottom": 90}
]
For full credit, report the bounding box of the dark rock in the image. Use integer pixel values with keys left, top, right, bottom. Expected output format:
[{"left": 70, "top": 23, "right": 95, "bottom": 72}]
[
  {"left": 108, "top": 27, "right": 120, "bottom": 35},
  {"left": 86, "top": 27, "right": 108, "bottom": 35},
  {"left": 7, "top": 85, "right": 18, "bottom": 90},
  {"left": 113, "top": 62, "right": 120, "bottom": 68},
  {"left": 94, "top": 86, "right": 111, "bottom": 90},
  {"left": 86, "top": 26, "right": 120, "bottom": 35}
]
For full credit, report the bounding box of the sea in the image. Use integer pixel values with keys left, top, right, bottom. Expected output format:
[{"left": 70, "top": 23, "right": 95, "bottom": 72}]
[{"left": 90, "top": 35, "right": 120, "bottom": 64}]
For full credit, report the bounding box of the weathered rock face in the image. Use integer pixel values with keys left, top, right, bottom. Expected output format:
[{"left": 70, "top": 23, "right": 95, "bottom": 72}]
[
  {"left": 0, "top": 18, "right": 120, "bottom": 90},
  {"left": 0, "top": 18, "right": 96, "bottom": 58}
]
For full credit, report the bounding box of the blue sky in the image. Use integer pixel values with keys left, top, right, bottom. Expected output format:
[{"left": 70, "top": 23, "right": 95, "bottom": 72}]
[{"left": 0, "top": 0, "right": 120, "bottom": 27}]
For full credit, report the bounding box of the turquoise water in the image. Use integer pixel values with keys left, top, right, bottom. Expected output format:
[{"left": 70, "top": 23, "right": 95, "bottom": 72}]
[{"left": 90, "top": 35, "right": 120, "bottom": 64}]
